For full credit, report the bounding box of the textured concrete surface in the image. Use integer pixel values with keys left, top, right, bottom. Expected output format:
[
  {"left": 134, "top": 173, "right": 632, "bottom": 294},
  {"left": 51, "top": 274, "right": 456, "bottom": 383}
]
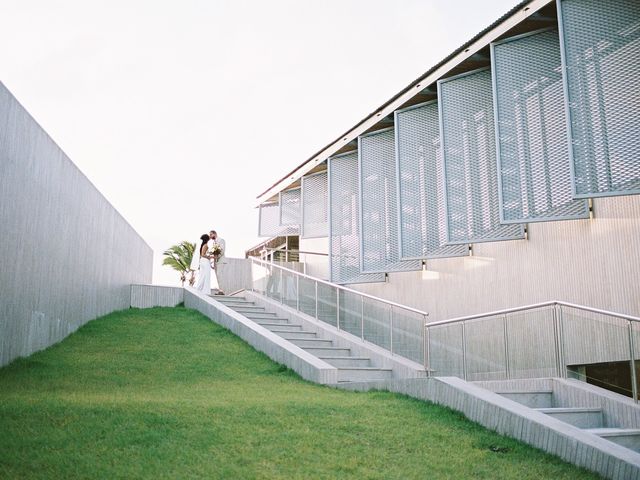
[
  {"left": 131, "top": 284, "right": 183, "bottom": 308},
  {"left": 244, "top": 290, "right": 427, "bottom": 380},
  {"left": 0, "top": 82, "right": 152, "bottom": 367},
  {"left": 183, "top": 287, "right": 338, "bottom": 384},
  {"left": 340, "top": 377, "right": 640, "bottom": 480}
]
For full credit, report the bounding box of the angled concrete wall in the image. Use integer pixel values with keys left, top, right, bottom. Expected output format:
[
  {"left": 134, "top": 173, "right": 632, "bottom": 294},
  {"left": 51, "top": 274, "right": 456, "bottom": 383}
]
[{"left": 0, "top": 82, "right": 152, "bottom": 366}]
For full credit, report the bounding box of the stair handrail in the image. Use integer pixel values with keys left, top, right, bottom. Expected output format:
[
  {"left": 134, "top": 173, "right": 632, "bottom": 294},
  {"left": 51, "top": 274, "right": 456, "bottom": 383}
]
[
  {"left": 249, "top": 257, "right": 430, "bottom": 318},
  {"left": 427, "top": 300, "right": 640, "bottom": 327}
]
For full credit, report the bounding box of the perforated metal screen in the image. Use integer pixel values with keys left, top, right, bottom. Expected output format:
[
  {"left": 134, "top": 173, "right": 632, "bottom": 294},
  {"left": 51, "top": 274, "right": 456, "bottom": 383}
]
[
  {"left": 438, "top": 68, "right": 525, "bottom": 244},
  {"left": 395, "top": 102, "right": 469, "bottom": 260},
  {"left": 492, "top": 29, "right": 589, "bottom": 223},
  {"left": 279, "top": 188, "right": 301, "bottom": 226},
  {"left": 359, "top": 129, "right": 422, "bottom": 273},
  {"left": 301, "top": 171, "right": 328, "bottom": 238},
  {"left": 328, "top": 152, "right": 385, "bottom": 284},
  {"left": 558, "top": 0, "right": 640, "bottom": 197},
  {"left": 258, "top": 201, "right": 299, "bottom": 238}
]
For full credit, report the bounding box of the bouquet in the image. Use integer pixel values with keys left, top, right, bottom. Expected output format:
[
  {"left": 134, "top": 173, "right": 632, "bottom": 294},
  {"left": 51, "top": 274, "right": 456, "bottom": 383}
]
[{"left": 210, "top": 242, "right": 222, "bottom": 258}]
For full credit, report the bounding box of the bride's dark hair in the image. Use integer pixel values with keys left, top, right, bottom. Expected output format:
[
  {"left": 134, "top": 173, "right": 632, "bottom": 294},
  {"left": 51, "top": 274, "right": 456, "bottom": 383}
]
[{"left": 200, "top": 234, "right": 210, "bottom": 253}]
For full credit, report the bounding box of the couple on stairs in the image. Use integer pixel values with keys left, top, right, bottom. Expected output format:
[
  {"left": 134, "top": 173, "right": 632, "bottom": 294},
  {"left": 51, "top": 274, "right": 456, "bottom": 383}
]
[{"left": 191, "top": 229, "right": 226, "bottom": 295}]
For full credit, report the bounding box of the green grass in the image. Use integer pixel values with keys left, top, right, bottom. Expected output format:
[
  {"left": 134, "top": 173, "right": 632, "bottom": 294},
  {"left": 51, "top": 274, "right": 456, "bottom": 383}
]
[{"left": 0, "top": 307, "right": 600, "bottom": 479}]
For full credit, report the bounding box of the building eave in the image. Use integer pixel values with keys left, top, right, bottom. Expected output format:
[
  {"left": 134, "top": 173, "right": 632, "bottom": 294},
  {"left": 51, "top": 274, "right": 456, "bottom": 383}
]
[{"left": 256, "top": 0, "right": 553, "bottom": 206}]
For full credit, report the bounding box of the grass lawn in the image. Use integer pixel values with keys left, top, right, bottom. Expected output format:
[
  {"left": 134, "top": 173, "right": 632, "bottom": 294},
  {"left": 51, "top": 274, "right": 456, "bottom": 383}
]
[{"left": 0, "top": 307, "right": 600, "bottom": 479}]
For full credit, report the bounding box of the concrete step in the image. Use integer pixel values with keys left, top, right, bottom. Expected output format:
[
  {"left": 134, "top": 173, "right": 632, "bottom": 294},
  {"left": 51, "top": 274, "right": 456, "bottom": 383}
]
[
  {"left": 217, "top": 300, "right": 256, "bottom": 308},
  {"left": 303, "top": 346, "right": 352, "bottom": 356},
  {"left": 497, "top": 390, "right": 553, "bottom": 408},
  {"left": 536, "top": 407, "right": 603, "bottom": 429},
  {"left": 277, "top": 331, "right": 319, "bottom": 340},
  {"left": 214, "top": 296, "right": 247, "bottom": 301},
  {"left": 264, "top": 324, "right": 304, "bottom": 332},
  {"left": 586, "top": 428, "right": 640, "bottom": 452},
  {"left": 288, "top": 338, "right": 334, "bottom": 348},
  {"left": 230, "top": 305, "right": 266, "bottom": 312},
  {"left": 237, "top": 311, "right": 279, "bottom": 319},
  {"left": 318, "top": 356, "right": 372, "bottom": 368},
  {"left": 254, "top": 318, "right": 290, "bottom": 326},
  {"left": 338, "top": 367, "right": 393, "bottom": 382}
]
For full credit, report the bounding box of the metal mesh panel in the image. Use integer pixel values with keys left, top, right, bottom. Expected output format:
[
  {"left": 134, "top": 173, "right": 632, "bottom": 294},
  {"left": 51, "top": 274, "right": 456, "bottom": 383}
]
[
  {"left": 258, "top": 201, "right": 299, "bottom": 238},
  {"left": 492, "top": 29, "right": 590, "bottom": 222},
  {"left": 328, "top": 152, "right": 385, "bottom": 284},
  {"left": 559, "top": 0, "right": 640, "bottom": 197},
  {"left": 359, "top": 129, "right": 421, "bottom": 273},
  {"left": 279, "top": 188, "right": 301, "bottom": 226},
  {"left": 301, "top": 171, "right": 328, "bottom": 238},
  {"left": 439, "top": 69, "right": 525, "bottom": 243},
  {"left": 396, "top": 102, "right": 469, "bottom": 260}
]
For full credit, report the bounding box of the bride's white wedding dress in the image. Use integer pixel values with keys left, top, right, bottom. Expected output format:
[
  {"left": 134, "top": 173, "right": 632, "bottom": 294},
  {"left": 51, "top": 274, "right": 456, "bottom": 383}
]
[{"left": 195, "top": 255, "right": 211, "bottom": 291}]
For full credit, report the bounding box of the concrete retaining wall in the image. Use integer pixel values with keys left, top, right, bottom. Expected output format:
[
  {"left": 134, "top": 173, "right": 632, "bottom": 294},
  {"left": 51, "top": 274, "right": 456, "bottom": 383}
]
[
  {"left": 131, "top": 285, "right": 183, "bottom": 308},
  {"left": 184, "top": 287, "right": 338, "bottom": 384},
  {"left": 341, "top": 377, "right": 640, "bottom": 480},
  {"left": 0, "top": 82, "right": 152, "bottom": 366}
]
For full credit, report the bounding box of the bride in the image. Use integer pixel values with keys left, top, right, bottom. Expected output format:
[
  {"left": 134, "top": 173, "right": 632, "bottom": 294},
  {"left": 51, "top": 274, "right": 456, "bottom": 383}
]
[{"left": 195, "top": 234, "right": 213, "bottom": 291}]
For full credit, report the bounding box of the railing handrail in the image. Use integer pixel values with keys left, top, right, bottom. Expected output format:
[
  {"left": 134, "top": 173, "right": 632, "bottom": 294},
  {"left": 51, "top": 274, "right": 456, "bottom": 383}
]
[
  {"left": 427, "top": 300, "right": 640, "bottom": 328},
  {"left": 260, "top": 249, "right": 329, "bottom": 257},
  {"left": 249, "top": 257, "right": 429, "bottom": 318}
]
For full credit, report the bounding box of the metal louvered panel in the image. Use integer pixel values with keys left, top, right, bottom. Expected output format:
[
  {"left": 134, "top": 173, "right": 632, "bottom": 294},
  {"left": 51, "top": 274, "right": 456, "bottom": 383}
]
[
  {"left": 301, "top": 171, "right": 328, "bottom": 238},
  {"left": 558, "top": 0, "right": 640, "bottom": 198},
  {"left": 279, "top": 188, "right": 301, "bottom": 226},
  {"left": 491, "top": 29, "right": 590, "bottom": 223},
  {"left": 328, "top": 151, "right": 385, "bottom": 284},
  {"left": 395, "top": 102, "right": 469, "bottom": 260},
  {"left": 438, "top": 68, "right": 525, "bottom": 244},
  {"left": 258, "top": 201, "right": 298, "bottom": 238},
  {"left": 359, "top": 129, "right": 422, "bottom": 273}
]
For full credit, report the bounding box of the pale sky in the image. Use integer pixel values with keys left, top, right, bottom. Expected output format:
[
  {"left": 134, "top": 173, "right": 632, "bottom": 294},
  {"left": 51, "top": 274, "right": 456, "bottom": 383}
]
[{"left": 0, "top": 0, "right": 521, "bottom": 286}]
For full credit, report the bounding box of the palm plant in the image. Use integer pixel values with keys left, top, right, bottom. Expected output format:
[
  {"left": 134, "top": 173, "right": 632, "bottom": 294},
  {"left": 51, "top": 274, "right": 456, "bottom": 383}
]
[{"left": 162, "top": 241, "right": 196, "bottom": 286}]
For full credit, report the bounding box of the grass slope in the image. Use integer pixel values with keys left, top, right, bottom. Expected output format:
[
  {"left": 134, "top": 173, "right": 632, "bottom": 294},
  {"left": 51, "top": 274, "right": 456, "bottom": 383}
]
[{"left": 0, "top": 307, "right": 600, "bottom": 479}]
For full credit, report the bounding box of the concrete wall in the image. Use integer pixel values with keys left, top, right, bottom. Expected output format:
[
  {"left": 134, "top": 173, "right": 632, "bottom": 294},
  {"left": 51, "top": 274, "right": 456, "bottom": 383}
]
[
  {"left": 216, "top": 257, "right": 251, "bottom": 294},
  {"left": 306, "top": 195, "right": 640, "bottom": 322},
  {"left": 0, "top": 82, "right": 153, "bottom": 366},
  {"left": 299, "top": 237, "right": 329, "bottom": 279},
  {"left": 131, "top": 285, "right": 183, "bottom": 308}
]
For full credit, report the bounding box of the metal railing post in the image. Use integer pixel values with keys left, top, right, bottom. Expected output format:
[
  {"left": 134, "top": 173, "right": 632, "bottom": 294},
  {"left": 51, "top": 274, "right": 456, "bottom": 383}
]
[
  {"left": 503, "top": 314, "right": 510, "bottom": 380},
  {"left": 629, "top": 321, "right": 638, "bottom": 403},
  {"left": 361, "top": 296, "right": 365, "bottom": 341},
  {"left": 336, "top": 288, "right": 340, "bottom": 330},
  {"left": 557, "top": 305, "right": 567, "bottom": 378},
  {"left": 315, "top": 280, "right": 318, "bottom": 320},
  {"left": 552, "top": 304, "right": 562, "bottom": 377},
  {"left": 296, "top": 275, "right": 300, "bottom": 311},
  {"left": 424, "top": 317, "right": 430, "bottom": 374},
  {"left": 390, "top": 305, "right": 394, "bottom": 355},
  {"left": 461, "top": 321, "right": 467, "bottom": 381},
  {"left": 279, "top": 268, "right": 283, "bottom": 304}
]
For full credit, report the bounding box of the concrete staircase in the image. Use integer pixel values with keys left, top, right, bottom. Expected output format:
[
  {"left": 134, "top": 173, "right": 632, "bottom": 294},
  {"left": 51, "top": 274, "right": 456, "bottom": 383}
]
[
  {"left": 496, "top": 388, "right": 640, "bottom": 453},
  {"left": 214, "top": 295, "right": 393, "bottom": 383}
]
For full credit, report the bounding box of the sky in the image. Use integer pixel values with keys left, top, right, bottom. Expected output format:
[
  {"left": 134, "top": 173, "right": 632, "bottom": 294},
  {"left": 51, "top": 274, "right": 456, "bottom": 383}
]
[{"left": 0, "top": 0, "right": 521, "bottom": 286}]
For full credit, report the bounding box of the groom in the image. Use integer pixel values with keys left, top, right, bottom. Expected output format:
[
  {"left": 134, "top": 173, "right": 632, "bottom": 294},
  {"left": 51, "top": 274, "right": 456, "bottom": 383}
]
[{"left": 209, "top": 229, "right": 226, "bottom": 295}]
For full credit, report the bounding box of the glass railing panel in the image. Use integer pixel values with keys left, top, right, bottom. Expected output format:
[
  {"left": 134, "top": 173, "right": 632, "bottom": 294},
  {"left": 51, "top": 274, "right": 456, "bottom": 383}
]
[
  {"left": 428, "top": 323, "right": 464, "bottom": 377},
  {"left": 465, "top": 315, "right": 507, "bottom": 381},
  {"left": 507, "top": 307, "right": 557, "bottom": 379},
  {"left": 250, "top": 261, "right": 270, "bottom": 295},
  {"left": 632, "top": 321, "right": 640, "bottom": 402},
  {"left": 317, "top": 283, "right": 337, "bottom": 327},
  {"left": 281, "top": 270, "right": 297, "bottom": 308},
  {"left": 561, "top": 306, "right": 633, "bottom": 398},
  {"left": 363, "top": 298, "right": 390, "bottom": 351},
  {"left": 298, "top": 276, "right": 316, "bottom": 318},
  {"left": 339, "top": 290, "right": 363, "bottom": 338},
  {"left": 391, "top": 308, "right": 424, "bottom": 364}
]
